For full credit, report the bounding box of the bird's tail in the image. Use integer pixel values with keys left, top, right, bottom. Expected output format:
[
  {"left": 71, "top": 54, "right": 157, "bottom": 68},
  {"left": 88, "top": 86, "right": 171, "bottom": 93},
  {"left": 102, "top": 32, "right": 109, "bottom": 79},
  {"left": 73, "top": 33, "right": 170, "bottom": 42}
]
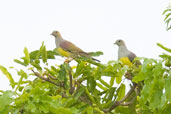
[
  {"left": 78, "top": 52, "right": 100, "bottom": 62},
  {"left": 92, "top": 57, "right": 100, "bottom": 62}
]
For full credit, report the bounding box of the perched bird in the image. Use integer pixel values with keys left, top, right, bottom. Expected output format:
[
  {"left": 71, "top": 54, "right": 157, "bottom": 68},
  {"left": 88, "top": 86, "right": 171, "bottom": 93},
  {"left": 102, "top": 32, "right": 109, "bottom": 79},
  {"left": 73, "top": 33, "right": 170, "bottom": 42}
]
[
  {"left": 51, "top": 30, "right": 100, "bottom": 62},
  {"left": 114, "top": 39, "right": 138, "bottom": 66}
]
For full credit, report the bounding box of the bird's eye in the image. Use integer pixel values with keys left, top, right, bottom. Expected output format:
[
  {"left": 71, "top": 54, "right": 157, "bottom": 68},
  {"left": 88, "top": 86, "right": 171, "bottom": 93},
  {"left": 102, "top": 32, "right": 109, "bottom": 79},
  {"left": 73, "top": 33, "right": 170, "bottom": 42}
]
[{"left": 118, "top": 40, "right": 121, "bottom": 42}]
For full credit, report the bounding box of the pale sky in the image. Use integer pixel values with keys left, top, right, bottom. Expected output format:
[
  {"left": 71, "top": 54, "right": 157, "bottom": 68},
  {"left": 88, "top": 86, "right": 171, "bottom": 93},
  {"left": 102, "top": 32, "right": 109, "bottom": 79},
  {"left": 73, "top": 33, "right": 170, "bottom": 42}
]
[{"left": 0, "top": 0, "right": 171, "bottom": 90}]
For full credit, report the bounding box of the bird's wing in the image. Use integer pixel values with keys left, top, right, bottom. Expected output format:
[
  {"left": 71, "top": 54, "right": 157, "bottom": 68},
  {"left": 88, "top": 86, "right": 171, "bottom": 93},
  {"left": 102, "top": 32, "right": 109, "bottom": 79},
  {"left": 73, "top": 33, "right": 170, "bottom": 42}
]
[
  {"left": 127, "top": 51, "right": 136, "bottom": 62},
  {"left": 60, "top": 40, "right": 84, "bottom": 53}
]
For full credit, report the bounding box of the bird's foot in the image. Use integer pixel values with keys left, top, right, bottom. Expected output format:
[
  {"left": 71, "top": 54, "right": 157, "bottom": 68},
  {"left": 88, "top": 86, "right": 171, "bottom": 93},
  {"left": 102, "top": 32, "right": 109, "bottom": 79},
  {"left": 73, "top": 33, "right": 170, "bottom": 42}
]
[{"left": 64, "top": 58, "right": 73, "bottom": 63}]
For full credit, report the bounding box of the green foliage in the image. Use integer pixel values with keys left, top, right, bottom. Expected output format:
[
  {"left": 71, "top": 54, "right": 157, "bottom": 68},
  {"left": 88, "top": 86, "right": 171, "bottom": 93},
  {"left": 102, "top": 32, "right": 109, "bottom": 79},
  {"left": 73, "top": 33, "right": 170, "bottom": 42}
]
[
  {"left": 163, "top": 5, "right": 171, "bottom": 31},
  {"left": 1, "top": 42, "right": 171, "bottom": 114}
]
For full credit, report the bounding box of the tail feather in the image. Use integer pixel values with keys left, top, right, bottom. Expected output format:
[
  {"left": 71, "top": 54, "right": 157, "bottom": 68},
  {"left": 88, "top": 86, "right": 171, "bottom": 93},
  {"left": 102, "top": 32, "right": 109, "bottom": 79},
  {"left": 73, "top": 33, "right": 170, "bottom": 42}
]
[{"left": 92, "top": 58, "right": 100, "bottom": 62}]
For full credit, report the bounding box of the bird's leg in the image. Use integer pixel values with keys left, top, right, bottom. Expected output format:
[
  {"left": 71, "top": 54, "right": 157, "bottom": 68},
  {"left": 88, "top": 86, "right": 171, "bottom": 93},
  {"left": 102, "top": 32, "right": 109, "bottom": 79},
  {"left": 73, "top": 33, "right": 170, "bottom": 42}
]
[
  {"left": 125, "top": 71, "right": 133, "bottom": 80},
  {"left": 64, "top": 57, "right": 73, "bottom": 63}
]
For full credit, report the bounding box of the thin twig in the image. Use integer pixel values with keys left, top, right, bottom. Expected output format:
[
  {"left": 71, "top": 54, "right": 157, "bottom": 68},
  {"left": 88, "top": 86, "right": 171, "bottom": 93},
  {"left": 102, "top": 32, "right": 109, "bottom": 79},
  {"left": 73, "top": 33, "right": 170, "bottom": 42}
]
[
  {"left": 32, "top": 70, "right": 61, "bottom": 87},
  {"left": 69, "top": 67, "right": 75, "bottom": 94},
  {"left": 48, "top": 74, "right": 57, "bottom": 80}
]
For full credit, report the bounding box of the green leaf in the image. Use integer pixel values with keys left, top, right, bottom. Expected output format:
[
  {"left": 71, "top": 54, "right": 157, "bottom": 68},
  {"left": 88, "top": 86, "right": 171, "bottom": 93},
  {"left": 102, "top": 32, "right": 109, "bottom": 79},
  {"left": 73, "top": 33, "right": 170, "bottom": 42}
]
[
  {"left": 163, "top": 104, "right": 171, "bottom": 114},
  {"left": 58, "top": 64, "right": 67, "bottom": 81},
  {"left": 23, "top": 47, "right": 30, "bottom": 64},
  {"left": 152, "top": 61, "right": 164, "bottom": 78},
  {"left": 74, "top": 61, "right": 85, "bottom": 78},
  {"left": 96, "top": 83, "right": 108, "bottom": 91},
  {"left": 149, "top": 90, "right": 162, "bottom": 110},
  {"left": 164, "top": 13, "right": 171, "bottom": 21},
  {"left": 110, "top": 77, "right": 115, "bottom": 86},
  {"left": 31, "top": 62, "right": 42, "bottom": 71},
  {"left": 140, "top": 80, "right": 152, "bottom": 104},
  {"left": 107, "top": 87, "right": 116, "bottom": 101},
  {"left": 164, "top": 76, "right": 171, "bottom": 102},
  {"left": 87, "top": 76, "right": 96, "bottom": 92},
  {"left": 51, "top": 66, "right": 59, "bottom": 73},
  {"left": 117, "top": 84, "right": 125, "bottom": 101},
  {"left": 74, "top": 87, "right": 85, "bottom": 100},
  {"left": 0, "top": 65, "right": 15, "bottom": 88},
  {"left": 157, "top": 43, "right": 171, "bottom": 53},
  {"left": 86, "top": 106, "right": 93, "bottom": 114},
  {"left": 115, "top": 106, "right": 132, "bottom": 114},
  {"left": 167, "top": 25, "right": 171, "bottom": 31},
  {"left": 30, "top": 50, "right": 39, "bottom": 60},
  {"left": 163, "top": 8, "right": 171, "bottom": 15},
  {"left": 116, "top": 66, "right": 128, "bottom": 84},
  {"left": 85, "top": 88, "right": 95, "bottom": 103},
  {"left": 14, "top": 59, "right": 27, "bottom": 66},
  {"left": 47, "top": 50, "right": 59, "bottom": 59},
  {"left": 99, "top": 78, "right": 110, "bottom": 88},
  {"left": 18, "top": 69, "right": 28, "bottom": 79},
  {"left": 42, "top": 46, "right": 47, "bottom": 63},
  {"left": 89, "top": 51, "right": 103, "bottom": 57},
  {"left": 0, "top": 91, "right": 14, "bottom": 114}
]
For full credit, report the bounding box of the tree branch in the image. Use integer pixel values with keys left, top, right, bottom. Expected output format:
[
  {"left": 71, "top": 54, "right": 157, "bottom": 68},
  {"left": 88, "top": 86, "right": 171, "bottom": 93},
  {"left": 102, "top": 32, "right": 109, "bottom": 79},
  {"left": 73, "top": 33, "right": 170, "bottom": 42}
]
[
  {"left": 32, "top": 70, "right": 61, "bottom": 87},
  {"left": 105, "top": 84, "right": 137, "bottom": 112},
  {"left": 68, "top": 67, "right": 75, "bottom": 94}
]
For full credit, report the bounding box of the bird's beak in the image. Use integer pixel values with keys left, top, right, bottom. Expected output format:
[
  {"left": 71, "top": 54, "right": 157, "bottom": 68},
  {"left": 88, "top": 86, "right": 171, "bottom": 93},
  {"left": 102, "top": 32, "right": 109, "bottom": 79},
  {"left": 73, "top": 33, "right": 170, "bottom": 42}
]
[{"left": 114, "top": 42, "right": 117, "bottom": 45}]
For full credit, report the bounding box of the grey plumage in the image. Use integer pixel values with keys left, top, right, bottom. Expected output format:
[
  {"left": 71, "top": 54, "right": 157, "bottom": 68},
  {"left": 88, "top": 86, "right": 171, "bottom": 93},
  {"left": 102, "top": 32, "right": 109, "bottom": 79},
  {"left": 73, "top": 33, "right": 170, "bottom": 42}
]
[{"left": 114, "top": 39, "right": 136, "bottom": 62}]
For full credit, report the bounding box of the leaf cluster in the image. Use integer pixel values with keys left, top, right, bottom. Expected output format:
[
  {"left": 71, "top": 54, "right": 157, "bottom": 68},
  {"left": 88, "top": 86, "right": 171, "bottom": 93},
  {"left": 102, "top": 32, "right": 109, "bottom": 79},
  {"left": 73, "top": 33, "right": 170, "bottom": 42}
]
[{"left": 0, "top": 42, "right": 171, "bottom": 114}]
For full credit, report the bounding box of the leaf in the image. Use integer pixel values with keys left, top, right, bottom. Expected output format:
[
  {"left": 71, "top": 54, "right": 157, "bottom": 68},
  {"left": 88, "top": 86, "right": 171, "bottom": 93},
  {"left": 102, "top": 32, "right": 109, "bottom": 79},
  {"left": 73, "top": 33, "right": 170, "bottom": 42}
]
[
  {"left": 140, "top": 80, "right": 152, "bottom": 104},
  {"left": 89, "top": 51, "right": 103, "bottom": 57},
  {"left": 31, "top": 62, "right": 42, "bottom": 71},
  {"left": 85, "top": 88, "right": 95, "bottom": 103},
  {"left": 30, "top": 50, "right": 39, "bottom": 60},
  {"left": 51, "top": 66, "right": 59, "bottom": 73},
  {"left": 149, "top": 90, "right": 162, "bottom": 110},
  {"left": 163, "top": 8, "right": 171, "bottom": 15},
  {"left": 0, "top": 65, "right": 15, "bottom": 88},
  {"left": 152, "top": 61, "right": 164, "bottom": 78},
  {"left": 107, "top": 87, "right": 116, "bottom": 101},
  {"left": 99, "top": 78, "right": 110, "bottom": 88},
  {"left": 86, "top": 106, "right": 93, "bottom": 114},
  {"left": 115, "top": 106, "right": 132, "bottom": 114},
  {"left": 167, "top": 25, "right": 171, "bottom": 31},
  {"left": 164, "top": 13, "right": 171, "bottom": 21},
  {"left": 74, "top": 87, "right": 85, "bottom": 100},
  {"left": 157, "top": 43, "right": 171, "bottom": 53},
  {"left": 117, "top": 84, "right": 125, "bottom": 101},
  {"left": 96, "top": 83, "right": 108, "bottom": 91},
  {"left": 58, "top": 64, "right": 67, "bottom": 81},
  {"left": 23, "top": 47, "right": 30, "bottom": 64},
  {"left": 110, "top": 77, "right": 115, "bottom": 86},
  {"left": 0, "top": 91, "right": 14, "bottom": 114},
  {"left": 42, "top": 46, "right": 47, "bottom": 63},
  {"left": 13, "top": 59, "right": 27, "bottom": 66},
  {"left": 87, "top": 76, "right": 96, "bottom": 92},
  {"left": 164, "top": 76, "right": 171, "bottom": 102},
  {"left": 116, "top": 66, "right": 128, "bottom": 84},
  {"left": 73, "top": 61, "right": 85, "bottom": 78},
  {"left": 18, "top": 69, "right": 28, "bottom": 79},
  {"left": 132, "top": 72, "right": 144, "bottom": 83},
  {"left": 163, "top": 104, "right": 171, "bottom": 114}
]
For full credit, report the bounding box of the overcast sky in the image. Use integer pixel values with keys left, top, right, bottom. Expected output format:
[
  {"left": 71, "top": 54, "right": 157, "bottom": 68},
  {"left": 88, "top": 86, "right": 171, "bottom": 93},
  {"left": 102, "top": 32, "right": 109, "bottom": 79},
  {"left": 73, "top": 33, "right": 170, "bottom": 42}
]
[{"left": 0, "top": 0, "right": 171, "bottom": 90}]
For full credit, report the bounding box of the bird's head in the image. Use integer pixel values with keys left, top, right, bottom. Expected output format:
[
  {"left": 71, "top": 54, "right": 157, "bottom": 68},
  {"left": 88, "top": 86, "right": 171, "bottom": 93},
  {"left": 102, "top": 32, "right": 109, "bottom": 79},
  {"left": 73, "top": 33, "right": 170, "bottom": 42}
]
[
  {"left": 51, "top": 30, "right": 62, "bottom": 38},
  {"left": 114, "top": 39, "right": 126, "bottom": 46}
]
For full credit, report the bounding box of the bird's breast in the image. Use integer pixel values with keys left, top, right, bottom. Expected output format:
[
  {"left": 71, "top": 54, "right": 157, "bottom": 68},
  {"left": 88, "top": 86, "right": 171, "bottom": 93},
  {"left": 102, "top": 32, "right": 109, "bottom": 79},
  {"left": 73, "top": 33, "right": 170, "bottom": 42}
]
[
  {"left": 57, "top": 47, "right": 71, "bottom": 57},
  {"left": 119, "top": 57, "right": 133, "bottom": 66}
]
